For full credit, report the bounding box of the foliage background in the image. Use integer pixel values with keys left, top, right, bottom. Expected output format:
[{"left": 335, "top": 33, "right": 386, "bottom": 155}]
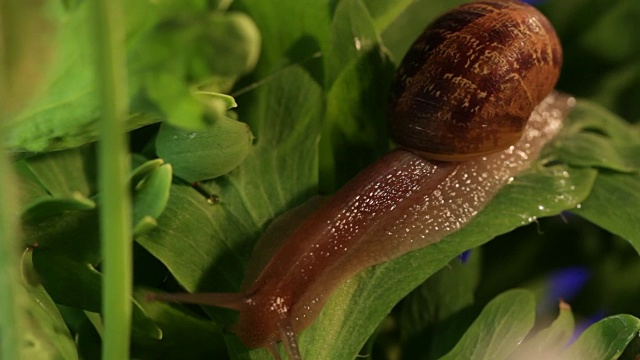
[{"left": 1, "top": 0, "right": 640, "bottom": 359}]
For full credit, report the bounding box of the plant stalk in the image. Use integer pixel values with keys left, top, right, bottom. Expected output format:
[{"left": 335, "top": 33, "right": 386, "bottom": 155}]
[{"left": 91, "top": 1, "right": 132, "bottom": 359}]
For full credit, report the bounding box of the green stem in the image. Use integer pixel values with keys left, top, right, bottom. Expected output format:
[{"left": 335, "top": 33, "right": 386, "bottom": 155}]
[{"left": 91, "top": 1, "right": 132, "bottom": 359}]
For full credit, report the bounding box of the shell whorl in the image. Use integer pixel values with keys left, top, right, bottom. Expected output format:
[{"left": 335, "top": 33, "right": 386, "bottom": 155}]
[{"left": 388, "top": 0, "right": 562, "bottom": 161}]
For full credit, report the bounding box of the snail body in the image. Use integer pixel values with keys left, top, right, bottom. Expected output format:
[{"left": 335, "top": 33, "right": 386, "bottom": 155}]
[{"left": 148, "top": 1, "right": 567, "bottom": 359}]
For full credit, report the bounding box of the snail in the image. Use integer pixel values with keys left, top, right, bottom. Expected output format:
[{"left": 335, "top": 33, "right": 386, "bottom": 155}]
[{"left": 147, "top": 0, "right": 569, "bottom": 359}]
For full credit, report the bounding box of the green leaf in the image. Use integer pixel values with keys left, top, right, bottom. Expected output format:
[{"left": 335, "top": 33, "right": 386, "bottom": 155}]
[
  {"left": 325, "top": 0, "right": 379, "bottom": 87},
  {"left": 136, "top": 185, "right": 248, "bottom": 326},
  {"left": 131, "top": 158, "right": 165, "bottom": 187},
  {"left": 15, "top": 160, "right": 49, "bottom": 210},
  {"left": 560, "top": 315, "right": 640, "bottom": 360},
  {"left": 133, "top": 217, "right": 158, "bottom": 237},
  {"left": 549, "top": 100, "right": 640, "bottom": 172},
  {"left": 509, "top": 301, "right": 575, "bottom": 360},
  {"left": 232, "top": 0, "right": 333, "bottom": 80},
  {"left": 25, "top": 148, "right": 95, "bottom": 199},
  {"left": 320, "top": 48, "right": 393, "bottom": 191},
  {"left": 130, "top": 288, "right": 226, "bottom": 359},
  {"left": 24, "top": 210, "right": 162, "bottom": 340},
  {"left": 20, "top": 250, "right": 79, "bottom": 360},
  {"left": 23, "top": 196, "right": 96, "bottom": 221},
  {"left": 32, "top": 252, "right": 162, "bottom": 341},
  {"left": 362, "top": 0, "right": 415, "bottom": 33},
  {"left": 136, "top": 65, "right": 323, "bottom": 327},
  {"left": 551, "top": 100, "right": 640, "bottom": 254},
  {"left": 143, "top": 73, "right": 207, "bottom": 130},
  {"left": 319, "top": 0, "right": 394, "bottom": 191},
  {"left": 399, "top": 251, "right": 482, "bottom": 359},
  {"left": 76, "top": 315, "right": 102, "bottom": 360},
  {"left": 400, "top": 251, "right": 481, "bottom": 339},
  {"left": 439, "top": 289, "right": 535, "bottom": 360},
  {"left": 155, "top": 116, "right": 253, "bottom": 182},
  {"left": 7, "top": 1, "right": 105, "bottom": 152},
  {"left": 132, "top": 164, "right": 172, "bottom": 236},
  {"left": 132, "top": 10, "right": 260, "bottom": 130},
  {"left": 553, "top": 133, "right": 639, "bottom": 172},
  {"left": 196, "top": 92, "right": 238, "bottom": 109},
  {"left": 19, "top": 148, "right": 97, "bottom": 219},
  {"left": 203, "top": 12, "right": 262, "bottom": 80},
  {"left": 8, "top": 1, "right": 260, "bottom": 151},
  {"left": 572, "top": 171, "right": 640, "bottom": 254}
]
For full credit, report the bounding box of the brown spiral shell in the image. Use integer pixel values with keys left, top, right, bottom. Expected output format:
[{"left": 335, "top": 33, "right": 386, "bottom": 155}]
[{"left": 388, "top": 0, "right": 562, "bottom": 161}]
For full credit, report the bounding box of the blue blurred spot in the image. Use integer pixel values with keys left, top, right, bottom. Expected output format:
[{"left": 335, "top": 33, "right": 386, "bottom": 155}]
[
  {"left": 560, "top": 211, "right": 575, "bottom": 220},
  {"left": 537, "top": 267, "right": 590, "bottom": 314},
  {"left": 547, "top": 266, "right": 590, "bottom": 302},
  {"left": 458, "top": 250, "right": 472, "bottom": 264},
  {"left": 522, "top": 0, "right": 547, "bottom": 5}
]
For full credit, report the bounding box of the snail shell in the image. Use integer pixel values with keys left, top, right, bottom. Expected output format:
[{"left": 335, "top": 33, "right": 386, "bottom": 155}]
[{"left": 388, "top": 0, "right": 562, "bottom": 161}]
